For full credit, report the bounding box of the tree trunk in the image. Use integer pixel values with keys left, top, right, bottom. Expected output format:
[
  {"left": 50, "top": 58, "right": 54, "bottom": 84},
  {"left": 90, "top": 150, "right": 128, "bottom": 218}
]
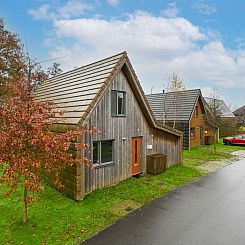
[
  {"left": 213, "top": 129, "right": 216, "bottom": 154},
  {"left": 23, "top": 185, "right": 28, "bottom": 223}
]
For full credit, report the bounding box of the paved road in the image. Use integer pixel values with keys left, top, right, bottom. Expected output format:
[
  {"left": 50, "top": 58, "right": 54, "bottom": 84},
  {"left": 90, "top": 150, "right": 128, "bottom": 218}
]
[{"left": 82, "top": 156, "right": 245, "bottom": 245}]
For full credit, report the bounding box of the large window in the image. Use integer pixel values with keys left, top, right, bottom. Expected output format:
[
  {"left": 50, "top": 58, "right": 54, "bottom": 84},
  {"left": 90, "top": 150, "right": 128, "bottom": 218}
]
[
  {"left": 190, "top": 127, "right": 195, "bottom": 139},
  {"left": 111, "top": 90, "right": 126, "bottom": 116},
  {"left": 92, "top": 140, "right": 114, "bottom": 166}
]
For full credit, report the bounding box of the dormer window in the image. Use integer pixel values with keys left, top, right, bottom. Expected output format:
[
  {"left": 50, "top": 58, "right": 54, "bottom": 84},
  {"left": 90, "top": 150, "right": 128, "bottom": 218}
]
[{"left": 111, "top": 90, "right": 126, "bottom": 116}]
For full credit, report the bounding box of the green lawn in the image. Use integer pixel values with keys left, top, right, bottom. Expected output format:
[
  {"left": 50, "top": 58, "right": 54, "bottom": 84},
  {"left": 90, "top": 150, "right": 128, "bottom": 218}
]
[
  {"left": 0, "top": 141, "right": 244, "bottom": 244},
  {"left": 184, "top": 140, "right": 244, "bottom": 163}
]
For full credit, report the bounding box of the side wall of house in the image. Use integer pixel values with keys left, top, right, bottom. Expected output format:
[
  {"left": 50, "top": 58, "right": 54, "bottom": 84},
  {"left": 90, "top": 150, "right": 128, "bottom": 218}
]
[
  {"left": 234, "top": 106, "right": 245, "bottom": 126},
  {"left": 41, "top": 124, "right": 83, "bottom": 200},
  {"left": 83, "top": 70, "right": 182, "bottom": 194},
  {"left": 190, "top": 99, "right": 215, "bottom": 148},
  {"left": 164, "top": 121, "right": 189, "bottom": 150},
  {"left": 219, "top": 117, "right": 237, "bottom": 137}
]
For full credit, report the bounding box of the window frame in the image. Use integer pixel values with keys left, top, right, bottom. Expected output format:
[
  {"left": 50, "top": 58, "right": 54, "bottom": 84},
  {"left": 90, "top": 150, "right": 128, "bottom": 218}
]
[
  {"left": 190, "top": 127, "right": 195, "bottom": 139},
  {"left": 92, "top": 139, "right": 114, "bottom": 167},
  {"left": 111, "top": 90, "right": 126, "bottom": 117},
  {"left": 194, "top": 106, "right": 198, "bottom": 117}
]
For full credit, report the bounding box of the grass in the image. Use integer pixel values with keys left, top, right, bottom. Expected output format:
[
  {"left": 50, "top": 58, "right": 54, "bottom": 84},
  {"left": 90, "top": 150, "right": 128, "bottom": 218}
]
[
  {"left": 0, "top": 140, "right": 244, "bottom": 244},
  {"left": 184, "top": 139, "right": 244, "bottom": 163}
]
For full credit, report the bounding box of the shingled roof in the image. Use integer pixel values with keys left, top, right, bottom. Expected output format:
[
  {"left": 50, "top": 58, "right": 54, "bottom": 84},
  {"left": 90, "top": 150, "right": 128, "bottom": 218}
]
[
  {"left": 35, "top": 52, "right": 182, "bottom": 137},
  {"left": 233, "top": 105, "right": 245, "bottom": 115},
  {"left": 146, "top": 89, "right": 201, "bottom": 122},
  {"left": 204, "top": 98, "right": 235, "bottom": 118}
]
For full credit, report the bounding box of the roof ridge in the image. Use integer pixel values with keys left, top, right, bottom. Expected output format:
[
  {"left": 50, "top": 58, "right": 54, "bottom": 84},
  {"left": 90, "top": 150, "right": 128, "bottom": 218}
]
[
  {"left": 146, "top": 88, "right": 201, "bottom": 96},
  {"left": 47, "top": 51, "right": 126, "bottom": 81},
  {"left": 204, "top": 97, "right": 223, "bottom": 101},
  {"left": 234, "top": 104, "right": 245, "bottom": 112}
]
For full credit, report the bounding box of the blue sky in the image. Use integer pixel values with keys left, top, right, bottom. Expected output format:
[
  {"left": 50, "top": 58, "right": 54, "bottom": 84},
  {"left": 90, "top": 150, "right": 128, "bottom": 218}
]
[{"left": 1, "top": 0, "right": 245, "bottom": 108}]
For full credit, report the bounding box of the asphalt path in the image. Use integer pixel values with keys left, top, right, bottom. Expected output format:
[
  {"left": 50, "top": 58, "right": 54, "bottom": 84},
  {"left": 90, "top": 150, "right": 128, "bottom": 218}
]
[{"left": 82, "top": 154, "right": 245, "bottom": 245}]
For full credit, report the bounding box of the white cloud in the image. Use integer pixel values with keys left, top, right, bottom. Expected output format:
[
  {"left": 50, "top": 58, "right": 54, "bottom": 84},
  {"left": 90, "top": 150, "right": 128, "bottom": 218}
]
[
  {"left": 57, "top": 0, "right": 92, "bottom": 19},
  {"left": 39, "top": 11, "right": 245, "bottom": 105},
  {"left": 28, "top": 4, "right": 54, "bottom": 20},
  {"left": 53, "top": 11, "right": 206, "bottom": 57},
  {"left": 50, "top": 11, "right": 206, "bottom": 69},
  {"left": 161, "top": 2, "right": 179, "bottom": 18},
  {"left": 28, "top": 0, "right": 92, "bottom": 20},
  {"left": 107, "top": 0, "right": 120, "bottom": 7},
  {"left": 192, "top": 1, "right": 217, "bottom": 15}
]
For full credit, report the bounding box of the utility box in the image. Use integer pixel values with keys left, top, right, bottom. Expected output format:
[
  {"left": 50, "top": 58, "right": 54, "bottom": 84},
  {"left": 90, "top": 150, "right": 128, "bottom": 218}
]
[
  {"left": 146, "top": 153, "right": 167, "bottom": 175},
  {"left": 204, "top": 136, "right": 214, "bottom": 145}
]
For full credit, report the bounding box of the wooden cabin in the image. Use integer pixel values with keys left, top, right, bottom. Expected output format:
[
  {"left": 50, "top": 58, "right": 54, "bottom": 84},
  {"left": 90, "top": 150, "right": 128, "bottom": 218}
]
[
  {"left": 35, "top": 52, "right": 183, "bottom": 200},
  {"left": 146, "top": 89, "right": 217, "bottom": 150}
]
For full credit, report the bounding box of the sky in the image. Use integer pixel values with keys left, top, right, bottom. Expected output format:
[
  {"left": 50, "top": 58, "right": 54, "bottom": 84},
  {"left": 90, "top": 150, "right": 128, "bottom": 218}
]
[{"left": 1, "top": 0, "right": 245, "bottom": 109}]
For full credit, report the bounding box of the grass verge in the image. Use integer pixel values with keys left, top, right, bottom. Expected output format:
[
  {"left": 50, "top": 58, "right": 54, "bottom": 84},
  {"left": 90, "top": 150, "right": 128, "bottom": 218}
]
[{"left": 0, "top": 141, "right": 244, "bottom": 244}]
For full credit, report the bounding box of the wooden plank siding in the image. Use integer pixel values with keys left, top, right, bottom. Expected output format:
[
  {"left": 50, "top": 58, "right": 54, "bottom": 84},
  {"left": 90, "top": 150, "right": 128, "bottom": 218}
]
[
  {"left": 35, "top": 52, "right": 183, "bottom": 200},
  {"left": 83, "top": 71, "right": 182, "bottom": 194},
  {"left": 219, "top": 117, "right": 237, "bottom": 137},
  {"left": 190, "top": 98, "right": 215, "bottom": 148},
  {"left": 163, "top": 121, "right": 190, "bottom": 149}
]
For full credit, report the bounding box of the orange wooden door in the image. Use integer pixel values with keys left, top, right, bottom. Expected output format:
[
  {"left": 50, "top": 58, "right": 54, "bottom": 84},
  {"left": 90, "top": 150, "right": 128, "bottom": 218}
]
[{"left": 132, "top": 137, "right": 141, "bottom": 175}]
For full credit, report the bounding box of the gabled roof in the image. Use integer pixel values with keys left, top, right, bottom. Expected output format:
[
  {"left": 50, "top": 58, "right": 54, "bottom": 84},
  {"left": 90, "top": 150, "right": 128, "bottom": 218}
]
[
  {"left": 146, "top": 89, "right": 201, "bottom": 122},
  {"left": 233, "top": 105, "right": 245, "bottom": 114},
  {"left": 35, "top": 52, "right": 182, "bottom": 137},
  {"left": 204, "top": 98, "right": 235, "bottom": 118}
]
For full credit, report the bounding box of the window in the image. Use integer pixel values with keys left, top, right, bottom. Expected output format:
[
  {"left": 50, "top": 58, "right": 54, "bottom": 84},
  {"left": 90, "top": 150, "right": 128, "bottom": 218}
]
[
  {"left": 92, "top": 142, "right": 100, "bottom": 164},
  {"left": 92, "top": 140, "right": 114, "bottom": 166},
  {"left": 134, "top": 140, "right": 138, "bottom": 164},
  {"left": 194, "top": 106, "right": 198, "bottom": 117},
  {"left": 190, "top": 127, "right": 195, "bottom": 139},
  {"left": 111, "top": 90, "right": 126, "bottom": 116}
]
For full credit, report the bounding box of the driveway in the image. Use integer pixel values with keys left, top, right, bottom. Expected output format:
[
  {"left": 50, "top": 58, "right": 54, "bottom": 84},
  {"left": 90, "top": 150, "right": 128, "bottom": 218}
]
[{"left": 82, "top": 152, "right": 245, "bottom": 245}]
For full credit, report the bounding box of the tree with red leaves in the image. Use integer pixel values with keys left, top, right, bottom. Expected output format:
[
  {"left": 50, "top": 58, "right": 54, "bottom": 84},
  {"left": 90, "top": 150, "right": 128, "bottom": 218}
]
[{"left": 0, "top": 67, "right": 93, "bottom": 223}]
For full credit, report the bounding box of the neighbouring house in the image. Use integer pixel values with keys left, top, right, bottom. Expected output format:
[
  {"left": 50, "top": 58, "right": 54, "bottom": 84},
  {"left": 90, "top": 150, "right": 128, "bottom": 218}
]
[
  {"left": 146, "top": 89, "right": 218, "bottom": 150},
  {"left": 35, "top": 52, "right": 183, "bottom": 200},
  {"left": 233, "top": 105, "right": 245, "bottom": 126},
  {"left": 204, "top": 98, "right": 237, "bottom": 137}
]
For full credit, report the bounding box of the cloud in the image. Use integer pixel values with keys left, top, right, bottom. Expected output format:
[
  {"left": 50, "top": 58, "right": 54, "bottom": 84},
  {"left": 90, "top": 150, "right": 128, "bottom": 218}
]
[
  {"left": 51, "top": 11, "right": 205, "bottom": 66},
  {"left": 28, "top": 0, "right": 92, "bottom": 20},
  {"left": 192, "top": 1, "right": 217, "bottom": 15},
  {"left": 45, "top": 10, "right": 245, "bottom": 98},
  {"left": 161, "top": 2, "right": 179, "bottom": 18},
  {"left": 57, "top": 0, "right": 92, "bottom": 19},
  {"left": 53, "top": 11, "right": 206, "bottom": 55},
  {"left": 107, "top": 0, "right": 120, "bottom": 6},
  {"left": 28, "top": 4, "right": 54, "bottom": 20},
  {"left": 27, "top": 8, "right": 243, "bottom": 106}
]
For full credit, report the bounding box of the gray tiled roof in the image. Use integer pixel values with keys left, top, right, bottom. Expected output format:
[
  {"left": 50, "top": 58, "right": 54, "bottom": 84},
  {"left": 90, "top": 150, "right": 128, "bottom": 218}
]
[
  {"left": 146, "top": 89, "right": 201, "bottom": 122},
  {"left": 35, "top": 52, "right": 125, "bottom": 124},
  {"left": 204, "top": 98, "right": 235, "bottom": 118},
  {"left": 233, "top": 105, "right": 245, "bottom": 115}
]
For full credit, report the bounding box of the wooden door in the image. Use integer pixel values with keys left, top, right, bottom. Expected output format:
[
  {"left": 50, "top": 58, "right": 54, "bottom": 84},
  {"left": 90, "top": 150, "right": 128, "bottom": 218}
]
[{"left": 132, "top": 137, "right": 141, "bottom": 175}]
